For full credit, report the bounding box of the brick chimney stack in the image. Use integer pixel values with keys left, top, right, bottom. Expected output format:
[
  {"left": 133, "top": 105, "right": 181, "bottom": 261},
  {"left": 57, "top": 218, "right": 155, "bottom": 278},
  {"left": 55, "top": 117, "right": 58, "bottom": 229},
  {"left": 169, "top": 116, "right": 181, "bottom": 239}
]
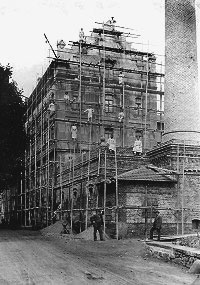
[{"left": 164, "top": 0, "right": 200, "bottom": 142}]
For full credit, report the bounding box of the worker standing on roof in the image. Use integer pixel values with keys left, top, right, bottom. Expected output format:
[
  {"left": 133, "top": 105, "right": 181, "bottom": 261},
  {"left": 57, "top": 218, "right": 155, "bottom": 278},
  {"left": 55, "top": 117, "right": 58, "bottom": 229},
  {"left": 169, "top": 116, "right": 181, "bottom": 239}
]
[
  {"left": 150, "top": 210, "right": 162, "bottom": 241},
  {"left": 109, "top": 17, "right": 116, "bottom": 30},
  {"left": 79, "top": 28, "right": 85, "bottom": 43},
  {"left": 107, "top": 135, "right": 116, "bottom": 153},
  {"left": 133, "top": 136, "right": 142, "bottom": 155},
  {"left": 90, "top": 210, "right": 104, "bottom": 241}
]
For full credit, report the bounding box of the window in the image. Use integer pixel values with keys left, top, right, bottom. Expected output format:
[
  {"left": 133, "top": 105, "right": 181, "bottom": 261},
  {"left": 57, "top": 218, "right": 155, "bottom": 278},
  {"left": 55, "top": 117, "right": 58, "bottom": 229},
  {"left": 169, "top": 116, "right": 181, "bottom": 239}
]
[
  {"left": 88, "top": 184, "right": 94, "bottom": 197},
  {"left": 105, "top": 94, "right": 114, "bottom": 113},
  {"left": 50, "top": 126, "right": 55, "bottom": 140},
  {"left": 104, "top": 128, "right": 113, "bottom": 141},
  {"left": 73, "top": 188, "right": 78, "bottom": 199},
  {"left": 157, "top": 122, "right": 164, "bottom": 131},
  {"left": 157, "top": 94, "right": 164, "bottom": 113}
]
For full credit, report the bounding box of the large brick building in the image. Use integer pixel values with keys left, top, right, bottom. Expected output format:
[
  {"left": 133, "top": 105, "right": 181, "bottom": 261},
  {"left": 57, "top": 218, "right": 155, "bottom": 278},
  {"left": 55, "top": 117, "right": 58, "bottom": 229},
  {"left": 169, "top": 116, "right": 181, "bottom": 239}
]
[{"left": 3, "top": 19, "right": 165, "bottom": 233}]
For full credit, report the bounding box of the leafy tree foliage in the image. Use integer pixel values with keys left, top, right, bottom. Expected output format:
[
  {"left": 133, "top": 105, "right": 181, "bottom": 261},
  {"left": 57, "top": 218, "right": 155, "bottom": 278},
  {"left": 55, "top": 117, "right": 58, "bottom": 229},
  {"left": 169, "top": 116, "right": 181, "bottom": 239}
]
[{"left": 0, "top": 64, "right": 27, "bottom": 189}]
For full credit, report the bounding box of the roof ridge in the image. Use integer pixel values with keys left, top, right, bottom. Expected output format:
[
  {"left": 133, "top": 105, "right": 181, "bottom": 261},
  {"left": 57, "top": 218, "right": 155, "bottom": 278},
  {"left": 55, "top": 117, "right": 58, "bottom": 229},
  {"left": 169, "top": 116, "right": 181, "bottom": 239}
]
[{"left": 117, "top": 164, "right": 177, "bottom": 182}]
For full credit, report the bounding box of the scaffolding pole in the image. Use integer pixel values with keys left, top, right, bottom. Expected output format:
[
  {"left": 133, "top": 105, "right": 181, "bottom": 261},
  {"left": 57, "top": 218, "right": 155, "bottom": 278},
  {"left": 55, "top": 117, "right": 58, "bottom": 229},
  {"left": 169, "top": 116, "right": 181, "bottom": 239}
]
[
  {"left": 122, "top": 83, "right": 125, "bottom": 147},
  {"left": 34, "top": 116, "right": 37, "bottom": 224},
  {"left": 39, "top": 84, "right": 43, "bottom": 226},
  {"left": 176, "top": 143, "right": 180, "bottom": 235},
  {"left": 80, "top": 152, "right": 84, "bottom": 232},
  {"left": 86, "top": 122, "right": 92, "bottom": 229},
  {"left": 145, "top": 185, "right": 148, "bottom": 240},
  {"left": 182, "top": 140, "right": 186, "bottom": 235},
  {"left": 144, "top": 42, "right": 149, "bottom": 151},
  {"left": 96, "top": 148, "right": 101, "bottom": 211},
  {"left": 24, "top": 150, "right": 27, "bottom": 227},
  {"left": 102, "top": 22, "right": 106, "bottom": 137},
  {"left": 122, "top": 46, "right": 125, "bottom": 147},
  {"left": 103, "top": 149, "right": 107, "bottom": 236},
  {"left": 68, "top": 149, "right": 72, "bottom": 225},
  {"left": 51, "top": 147, "right": 56, "bottom": 222},
  {"left": 115, "top": 149, "right": 119, "bottom": 240},
  {"left": 28, "top": 133, "right": 32, "bottom": 225},
  {"left": 60, "top": 156, "right": 63, "bottom": 220},
  {"left": 71, "top": 145, "right": 75, "bottom": 233},
  {"left": 47, "top": 112, "right": 50, "bottom": 226},
  {"left": 79, "top": 40, "right": 82, "bottom": 137}
]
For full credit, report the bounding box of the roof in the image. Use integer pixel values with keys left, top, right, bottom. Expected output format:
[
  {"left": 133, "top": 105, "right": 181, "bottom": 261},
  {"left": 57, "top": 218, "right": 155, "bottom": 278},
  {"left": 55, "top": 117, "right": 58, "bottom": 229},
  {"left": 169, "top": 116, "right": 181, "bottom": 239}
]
[{"left": 117, "top": 165, "right": 177, "bottom": 182}]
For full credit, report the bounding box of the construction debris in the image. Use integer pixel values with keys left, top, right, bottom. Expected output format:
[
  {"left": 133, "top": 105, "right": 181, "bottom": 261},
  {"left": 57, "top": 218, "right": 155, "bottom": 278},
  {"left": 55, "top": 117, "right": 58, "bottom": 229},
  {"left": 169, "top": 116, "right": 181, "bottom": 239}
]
[{"left": 40, "top": 220, "right": 71, "bottom": 237}]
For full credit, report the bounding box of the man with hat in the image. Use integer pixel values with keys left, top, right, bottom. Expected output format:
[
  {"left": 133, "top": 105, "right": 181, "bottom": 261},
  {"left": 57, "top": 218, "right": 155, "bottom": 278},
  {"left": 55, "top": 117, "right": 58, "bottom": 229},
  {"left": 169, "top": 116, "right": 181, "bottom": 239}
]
[
  {"left": 150, "top": 210, "right": 162, "bottom": 241},
  {"left": 90, "top": 210, "right": 104, "bottom": 241}
]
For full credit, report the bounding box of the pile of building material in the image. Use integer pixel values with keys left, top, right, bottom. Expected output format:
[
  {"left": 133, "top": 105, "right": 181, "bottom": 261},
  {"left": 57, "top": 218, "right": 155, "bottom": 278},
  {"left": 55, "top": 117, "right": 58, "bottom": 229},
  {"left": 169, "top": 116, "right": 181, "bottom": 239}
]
[
  {"left": 40, "top": 221, "right": 111, "bottom": 241},
  {"left": 40, "top": 220, "right": 71, "bottom": 237}
]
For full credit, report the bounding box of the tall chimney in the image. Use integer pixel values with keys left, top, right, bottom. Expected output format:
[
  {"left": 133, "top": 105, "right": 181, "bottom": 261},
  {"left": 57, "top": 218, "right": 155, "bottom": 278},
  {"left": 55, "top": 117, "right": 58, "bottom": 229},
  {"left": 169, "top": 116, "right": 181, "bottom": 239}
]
[{"left": 164, "top": 0, "right": 200, "bottom": 142}]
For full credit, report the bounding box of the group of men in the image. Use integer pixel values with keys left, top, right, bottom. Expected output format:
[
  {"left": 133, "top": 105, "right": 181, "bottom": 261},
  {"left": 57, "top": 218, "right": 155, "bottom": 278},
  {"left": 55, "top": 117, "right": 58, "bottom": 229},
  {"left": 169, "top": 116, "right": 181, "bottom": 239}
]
[{"left": 90, "top": 209, "right": 162, "bottom": 241}]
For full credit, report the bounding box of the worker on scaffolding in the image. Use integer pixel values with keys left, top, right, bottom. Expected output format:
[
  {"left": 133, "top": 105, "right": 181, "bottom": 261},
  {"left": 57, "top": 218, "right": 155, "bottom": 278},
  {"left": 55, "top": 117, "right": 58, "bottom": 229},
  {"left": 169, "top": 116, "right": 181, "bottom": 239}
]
[
  {"left": 118, "top": 71, "right": 124, "bottom": 85},
  {"left": 48, "top": 102, "right": 55, "bottom": 113},
  {"left": 79, "top": 28, "right": 85, "bottom": 43},
  {"left": 133, "top": 136, "right": 142, "bottom": 155},
  {"left": 90, "top": 210, "right": 104, "bottom": 241},
  {"left": 48, "top": 92, "right": 55, "bottom": 113},
  {"left": 71, "top": 124, "right": 77, "bottom": 140},
  {"left": 64, "top": 91, "right": 70, "bottom": 103},
  {"left": 100, "top": 137, "right": 107, "bottom": 147},
  {"left": 118, "top": 108, "right": 124, "bottom": 123},
  {"left": 107, "top": 134, "right": 116, "bottom": 153},
  {"left": 84, "top": 106, "right": 94, "bottom": 122}
]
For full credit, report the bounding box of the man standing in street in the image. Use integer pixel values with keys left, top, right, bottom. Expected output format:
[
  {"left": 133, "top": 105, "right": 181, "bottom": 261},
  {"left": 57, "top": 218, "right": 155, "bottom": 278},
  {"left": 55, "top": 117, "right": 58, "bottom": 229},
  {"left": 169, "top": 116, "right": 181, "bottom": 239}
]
[
  {"left": 90, "top": 210, "right": 104, "bottom": 241},
  {"left": 150, "top": 210, "right": 162, "bottom": 241}
]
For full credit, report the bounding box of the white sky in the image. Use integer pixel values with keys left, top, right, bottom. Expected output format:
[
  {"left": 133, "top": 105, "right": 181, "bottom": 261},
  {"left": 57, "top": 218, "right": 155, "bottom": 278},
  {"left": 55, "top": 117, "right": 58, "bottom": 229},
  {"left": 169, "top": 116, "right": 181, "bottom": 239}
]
[{"left": 0, "top": 0, "right": 200, "bottom": 97}]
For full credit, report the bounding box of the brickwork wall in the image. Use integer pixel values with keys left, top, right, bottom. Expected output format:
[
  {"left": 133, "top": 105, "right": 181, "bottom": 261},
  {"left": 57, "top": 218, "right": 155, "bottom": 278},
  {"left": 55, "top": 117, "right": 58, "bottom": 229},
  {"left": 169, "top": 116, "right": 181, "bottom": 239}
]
[{"left": 118, "top": 181, "right": 177, "bottom": 237}]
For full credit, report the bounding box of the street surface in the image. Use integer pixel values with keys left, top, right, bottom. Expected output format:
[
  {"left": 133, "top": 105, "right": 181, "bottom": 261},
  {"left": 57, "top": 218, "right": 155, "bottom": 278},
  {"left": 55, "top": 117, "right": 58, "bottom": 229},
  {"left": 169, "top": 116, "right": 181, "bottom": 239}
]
[{"left": 0, "top": 229, "right": 197, "bottom": 284}]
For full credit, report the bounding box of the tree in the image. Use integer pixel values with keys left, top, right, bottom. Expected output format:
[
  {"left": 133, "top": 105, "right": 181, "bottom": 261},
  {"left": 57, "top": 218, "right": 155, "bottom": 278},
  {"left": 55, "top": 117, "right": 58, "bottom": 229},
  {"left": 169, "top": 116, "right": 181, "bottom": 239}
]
[{"left": 0, "top": 64, "right": 27, "bottom": 189}]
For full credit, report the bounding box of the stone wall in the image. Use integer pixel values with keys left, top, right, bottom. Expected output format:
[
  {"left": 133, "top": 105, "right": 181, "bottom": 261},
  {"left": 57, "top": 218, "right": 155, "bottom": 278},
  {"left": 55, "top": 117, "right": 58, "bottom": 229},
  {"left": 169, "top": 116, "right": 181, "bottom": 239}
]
[{"left": 146, "top": 241, "right": 200, "bottom": 269}]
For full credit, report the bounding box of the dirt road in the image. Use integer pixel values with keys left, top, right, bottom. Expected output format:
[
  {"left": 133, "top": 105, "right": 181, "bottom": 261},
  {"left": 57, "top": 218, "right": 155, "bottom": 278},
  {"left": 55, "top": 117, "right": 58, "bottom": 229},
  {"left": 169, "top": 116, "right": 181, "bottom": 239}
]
[{"left": 0, "top": 229, "right": 196, "bottom": 284}]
